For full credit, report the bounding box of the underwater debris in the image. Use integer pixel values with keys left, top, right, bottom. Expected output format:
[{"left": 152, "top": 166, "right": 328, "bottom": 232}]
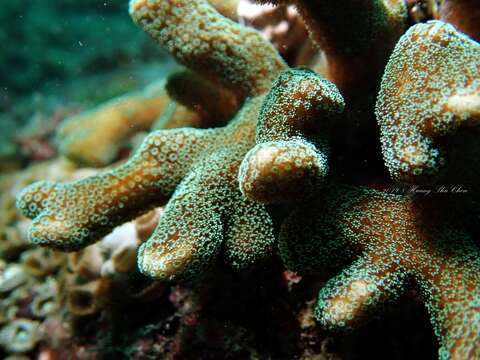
[{"left": 376, "top": 20, "right": 480, "bottom": 183}]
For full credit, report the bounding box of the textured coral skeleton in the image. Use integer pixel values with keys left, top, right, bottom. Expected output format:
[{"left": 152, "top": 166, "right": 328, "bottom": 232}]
[{"left": 12, "top": 0, "right": 480, "bottom": 358}]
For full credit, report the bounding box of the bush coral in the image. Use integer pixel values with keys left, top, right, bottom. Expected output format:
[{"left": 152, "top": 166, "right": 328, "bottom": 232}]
[{"left": 13, "top": 0, "right": 480, "bottom": 358}]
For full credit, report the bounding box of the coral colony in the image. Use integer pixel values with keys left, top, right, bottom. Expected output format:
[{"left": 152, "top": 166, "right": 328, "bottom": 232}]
[{"left": 7, "top": 0, "right": 480, "bottom": 358}]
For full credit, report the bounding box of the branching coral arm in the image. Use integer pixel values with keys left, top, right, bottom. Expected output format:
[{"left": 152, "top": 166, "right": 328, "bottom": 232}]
[
  {"left": 137, "top": 154, "right": 227, "bottom": 281},
  {"left": 129, "top": 0, "right": 287, "bottom": 96},
  {"left": 17, "top": 128, "right": 216, "bottom": 251},
  {"left": 376, "top": 20, "right": 480, "bottom": 183},
  {"left": 316, "top": 255, "right": 408, "bottom": 330},
  {"left": 239, "top": 68, "right": 344, "bottom": 203},
  {"left": 279, "top": 186, "right": 480, "bottom": 359},
  {"left": 418, "top": 230, "right": 480, "bottom": 360},
  {"left": 139, "top": 146, "right": 275, "bottom": 280}
]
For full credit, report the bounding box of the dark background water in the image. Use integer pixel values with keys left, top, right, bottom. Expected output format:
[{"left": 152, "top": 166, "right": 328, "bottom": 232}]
[
  {"left": 0, "top": 0, "right": 175, "bottom": 171},
  {"left": 0, "top": 0, "right": 165, "bottom": 98}
]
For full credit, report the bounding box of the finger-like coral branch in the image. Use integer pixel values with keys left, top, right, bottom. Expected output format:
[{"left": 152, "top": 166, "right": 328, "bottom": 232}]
[
  {"left": 129, "top": 0, "right": 286, "bottom": 96},
  {"left": 57, "top": 80, "right": 201, "bottom": 167},
  {"left": 239, "top": 68, "right": 344, "bottom": 203},
  {"left": 18, "top": 128, "right": 214, "bottom": 251},
  {"left": 280, "top": 186, "right": 480, "bottom": 359},
  {"left": 139, "top": 138, "right": 274, "bottom": 280},
  {"left": 376, "top": 21, "right": 480, "bottom": 183},
  {"left": 256, "top": 0, "right": 407, "bottom": 97},
  {"left": 316, "top": 255, "right": 408, "bottom": 330}
]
